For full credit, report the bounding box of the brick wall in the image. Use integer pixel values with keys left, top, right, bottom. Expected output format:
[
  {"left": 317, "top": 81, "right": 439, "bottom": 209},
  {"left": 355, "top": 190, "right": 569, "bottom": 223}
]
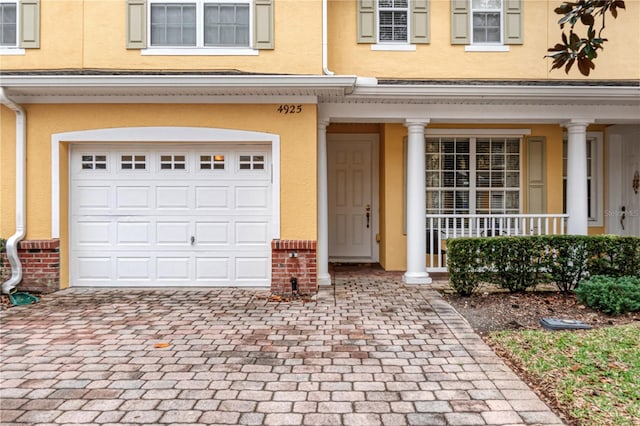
[
  {"left": 271, "top": 240, "right": 317, "bottom": 295},
  {"left": 0, "top": 240, "right": 60, "bottom": 294}
]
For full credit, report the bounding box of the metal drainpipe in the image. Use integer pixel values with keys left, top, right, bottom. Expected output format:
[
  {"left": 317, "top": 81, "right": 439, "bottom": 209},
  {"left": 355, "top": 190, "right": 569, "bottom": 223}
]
[
  {"left": 0, "top": 87, "right": 26, "bottom": 295},
  {"left": 322, "top": 0, "right": 334, "bottom": 76}
]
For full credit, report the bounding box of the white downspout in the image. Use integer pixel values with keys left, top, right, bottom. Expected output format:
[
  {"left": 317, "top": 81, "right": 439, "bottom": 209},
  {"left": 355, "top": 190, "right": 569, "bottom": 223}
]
[
  {"left": 0, "top": 87, "right": 26, "bottom": 294},
  {"left": 322, "top": 0, "right": 334, "bottom": 75}
]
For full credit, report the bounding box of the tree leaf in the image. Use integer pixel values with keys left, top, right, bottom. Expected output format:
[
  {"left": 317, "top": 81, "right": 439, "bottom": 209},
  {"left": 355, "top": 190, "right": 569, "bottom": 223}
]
[{"left": 580, "top": 13, "right": 595, "bottom": 26}]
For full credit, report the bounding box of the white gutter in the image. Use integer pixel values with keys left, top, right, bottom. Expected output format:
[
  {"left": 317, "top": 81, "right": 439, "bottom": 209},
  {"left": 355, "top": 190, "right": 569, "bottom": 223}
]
[
  {"left": 322, "top": 0, "right": 334, "bottom": 76},
  {"left": 0, "top": 87, "right": 26, "bottom": 295}
]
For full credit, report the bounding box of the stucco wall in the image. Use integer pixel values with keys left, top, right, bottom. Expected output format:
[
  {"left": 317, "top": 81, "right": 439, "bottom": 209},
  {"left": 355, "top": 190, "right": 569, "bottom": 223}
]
[
  {"left": 0, "top": 0, "right": 323, "bottom": 74},
  {"left": 328, "top": 0, "right": 640, "bottom": 80}
]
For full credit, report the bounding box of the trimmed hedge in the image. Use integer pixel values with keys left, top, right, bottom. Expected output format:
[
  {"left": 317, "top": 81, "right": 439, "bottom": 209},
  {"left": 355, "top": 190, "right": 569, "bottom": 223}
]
[
  {"left": 447, "top": 235, "right": 640, "bottom": 296},
  {"left": 575, "top": 275, "right": 640, "bottom": 315}
]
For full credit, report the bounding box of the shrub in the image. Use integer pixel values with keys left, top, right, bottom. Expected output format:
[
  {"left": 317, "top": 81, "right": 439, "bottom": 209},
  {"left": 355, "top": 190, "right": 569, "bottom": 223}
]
[
  {"left": 575, "top": 275, "right": 640, "bottom": 315},
  {"left": 447, "top": 238, "right": 487, "bottom": 296},
  {"left": 446, "top": 234, "right": 640, "bottom": 296},
  {"left": 544, "top": 235, "right": 591, "bottom": 293},
  {"left": 483, "top": 236, "right": 546, "bottom": 293},
  {"left": 587, "top": 236, "right": 640, "bottom": 277}
]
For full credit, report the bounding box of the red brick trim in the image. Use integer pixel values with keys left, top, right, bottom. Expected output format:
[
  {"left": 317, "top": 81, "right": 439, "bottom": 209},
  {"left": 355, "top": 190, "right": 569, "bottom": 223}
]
[
  {"left": 271, "top": 239, "right": 317, "bottom": 295},
  {"left": 1, "top": 239, "right": 60, "bottom": 294}
]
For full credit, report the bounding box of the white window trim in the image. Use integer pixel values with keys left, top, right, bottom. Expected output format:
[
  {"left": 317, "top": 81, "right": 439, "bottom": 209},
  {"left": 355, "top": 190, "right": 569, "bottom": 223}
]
[
  {"left": 0, "top": 0, "right": 19, "bottom": 52},
  {"left": 464, "top": 45, "right": 509, "bottom": 52},
  {"left": 0, "top": 47, "right": 24, "bottom": 55},
  {"left": 423, "top": 136, "right": 523, "bottom": 216},
  {"left": 370, "top": 43, "right": 416, "bottom": 51},
  {"left": 146, "top": 0, "right": 254, "bottom": 52},
  {"left": 377, "top": 0, "right": 410, "bottom": 45},
  {"left": 141, "top": 47, "right": 258, "bottom": 55},
  {"left": 563, "top": 131, "right": 604, "bottom": 227},
  {"left": 469, "top": 0, "right": 504, "bottom": 47}
]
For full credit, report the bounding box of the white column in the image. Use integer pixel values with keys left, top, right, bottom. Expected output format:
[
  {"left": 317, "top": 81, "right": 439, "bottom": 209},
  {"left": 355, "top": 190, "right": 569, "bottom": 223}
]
[
  {"left": 317, "top": 119, "right": 331, "bottom": 285},
  {"left": 565, "top": 121, "right": 591, "bottom": 235},
  {"left": 403, "top": 119, "right": 432, "bottom": 284}
]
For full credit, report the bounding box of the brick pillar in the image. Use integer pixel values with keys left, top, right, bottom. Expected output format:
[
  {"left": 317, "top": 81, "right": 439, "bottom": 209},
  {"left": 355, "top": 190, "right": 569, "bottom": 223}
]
[
  {"left": 271, "top": 240, "right": 317, "bottom": 295},
  {"left": 0, "top": 240, "right": 60, "bottom": 294}
]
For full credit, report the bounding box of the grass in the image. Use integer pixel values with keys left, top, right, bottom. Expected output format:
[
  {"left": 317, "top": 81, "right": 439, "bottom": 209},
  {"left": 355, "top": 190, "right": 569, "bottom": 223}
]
[{"left": 488, "top": 324, "right": 640, "bottom": 426}]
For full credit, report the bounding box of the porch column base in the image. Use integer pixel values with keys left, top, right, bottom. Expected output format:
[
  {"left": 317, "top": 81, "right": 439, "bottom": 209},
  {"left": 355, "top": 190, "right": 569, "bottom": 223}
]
[
  {"left": 403, "top": 272, "right": 432, "bottom": 285},
  {"left": 318, "top": 273, "right": 332, "bottom": 286}
]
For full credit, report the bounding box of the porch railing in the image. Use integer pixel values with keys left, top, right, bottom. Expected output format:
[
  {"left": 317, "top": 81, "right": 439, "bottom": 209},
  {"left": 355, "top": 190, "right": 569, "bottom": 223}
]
[{"left": 425, "top": 214, "right": 569, "bottom": 272}]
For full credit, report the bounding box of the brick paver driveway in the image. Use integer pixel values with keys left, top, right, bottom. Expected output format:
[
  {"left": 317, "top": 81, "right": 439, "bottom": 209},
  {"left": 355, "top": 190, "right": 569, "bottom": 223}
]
[{"left": 0, "top": 268, "right": 564, "bottom": 425}]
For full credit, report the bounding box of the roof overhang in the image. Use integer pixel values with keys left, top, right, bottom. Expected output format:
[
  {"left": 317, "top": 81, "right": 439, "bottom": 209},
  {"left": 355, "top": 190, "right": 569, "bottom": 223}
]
[
  {"left": 0, "top": 74, "right": 359, "bottom": 103},
  {"left": 1, "top": 73, "right": 638, "bottom": 124}
]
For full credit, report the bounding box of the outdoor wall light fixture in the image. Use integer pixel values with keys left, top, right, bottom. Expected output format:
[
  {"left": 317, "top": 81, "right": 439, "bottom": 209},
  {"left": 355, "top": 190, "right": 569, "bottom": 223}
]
[{"left": 633, "top": 170, "right": 639, "bottom": 194}]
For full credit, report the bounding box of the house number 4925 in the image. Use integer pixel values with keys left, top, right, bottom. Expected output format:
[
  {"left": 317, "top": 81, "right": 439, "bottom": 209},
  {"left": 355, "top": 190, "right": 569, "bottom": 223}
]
[{"left": 277, "top": 104, "right": 302, "bottom": 114}]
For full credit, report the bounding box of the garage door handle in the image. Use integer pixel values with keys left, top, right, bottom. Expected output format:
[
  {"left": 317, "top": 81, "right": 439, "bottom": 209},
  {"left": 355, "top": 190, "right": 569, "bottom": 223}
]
[{"left": 190, "top": 236, "right": 195, "bottom": 245}]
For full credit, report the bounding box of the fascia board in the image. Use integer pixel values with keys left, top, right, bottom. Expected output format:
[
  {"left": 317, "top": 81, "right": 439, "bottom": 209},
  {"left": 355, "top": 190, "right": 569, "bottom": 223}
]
[
  {"left": 0, "top": 74, "right": 358, "bottom": 90},
  {"left": 352, "top": 84, "right": 640, "bottom": 102}
]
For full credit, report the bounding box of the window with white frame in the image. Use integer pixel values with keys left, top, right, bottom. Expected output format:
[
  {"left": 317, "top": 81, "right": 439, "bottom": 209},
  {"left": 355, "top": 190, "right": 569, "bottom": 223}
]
[
  {"left": 378, "top": 0, "right": 408, "bottom": 43},
  {"left": 425, "top": 136, "right": 521, "bottom": 215},
  {"left": 0, "top": 1, "right": 17, "bottom": 47},
  {"left": 562, "top": 133, "right": 603, "bottom": 225},
  {"left": 471, "top": 0, "right": 502, "bottom": 44},
  {"left": 149, "top": 0, "right": 250, "bottom": 48}
]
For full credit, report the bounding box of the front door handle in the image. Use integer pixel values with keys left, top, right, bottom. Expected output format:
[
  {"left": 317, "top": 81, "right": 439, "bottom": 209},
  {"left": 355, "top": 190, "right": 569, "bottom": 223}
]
[
  {"left": 190, "top": 236, "right": 196, "bottom": 245},
  {"left": 365, "top": 204, "right": 371, "bottom": 229}
]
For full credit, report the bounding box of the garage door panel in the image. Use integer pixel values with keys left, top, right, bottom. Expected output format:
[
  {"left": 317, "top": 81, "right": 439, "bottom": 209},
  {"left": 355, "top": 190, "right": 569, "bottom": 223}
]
[
  {"left": 195, "top": 186, "right": 230, "bottom": 209},
  {"left": 116, "top": 257, "right": 152, "bottom": 280},
  {"left": 117, "top": 222, "right": 151, "bottom": 245},
  {"left": 71, "top": 144, "right": 272, "bottom": 287},
  {"left": 74, "top": 186, "right": 111, "bottom": 212},
  {"left": 195, "top": 257, "right": 230, "bottom": 280},
  {"left": 117, "top": 186, "right": 152, "bottom": 209},
  {"left": 156, "top": 186, "right": 190, "bottom": 209},
  {"left": 157, "top": 257, "right": 190, "bottom": 281},
  {"left": 156, "top": 222, "right": 191, "bottom": 245},
  {"left": 236, "top": 186, "right": 269, "bottom": 209},
  {"left": 235, "top": 257, "right": 270, "bottom": 281},
  {"left": 235, "top": 221, "right": 269, "bottom": 245},
  {"left": 75, "top": 221, "right": 112, "bottom": 246},
  {"left": 76, "top": 257, "right": 112, "bottom": 280},
  {"left": 195, "top": 221, "right": 230, "bottom": 245}
]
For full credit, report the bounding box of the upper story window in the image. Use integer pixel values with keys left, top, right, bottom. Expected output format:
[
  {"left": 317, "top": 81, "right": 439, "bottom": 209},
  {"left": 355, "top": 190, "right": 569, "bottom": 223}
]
[
  {"left": 451, "top": 0, "right": 522, "bottom": 50},
  {"left": 471, "top": 0, "right": 501, "bottom": 44},
  {"left": 378, "top": 0, "right": 408, "bottom": 43},
  {"left": 357, "top": 0, "right": 430, "bottom": 50},
  {"left": 126, "top": 0, "right": 273, "bottom": 55},
  {"left": 0, "top": 0, "right": 39, "bottom": 55},
  {"left": 149, "top": 0, "right": 250, "bottom": 48},
  {"left": 0, "top": 1, "right": 17, "bottom": 47}
]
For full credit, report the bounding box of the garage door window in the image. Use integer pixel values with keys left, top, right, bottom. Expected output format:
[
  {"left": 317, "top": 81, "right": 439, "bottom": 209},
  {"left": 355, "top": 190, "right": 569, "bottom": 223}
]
[
  {"left": 160, "top": 154, "right": 187, "bottom": 170},
  {"left": 121, "top": 155, "right": 147, "bottom": 170},
  {"left": 199, "top": 154, "right": 226, "bottom": 170},
  {"left": 239, "top": 154, "right": 265, "bottom": 170},
  {"left": 81, "top": 154, "right": 108, "bottom": 170}
]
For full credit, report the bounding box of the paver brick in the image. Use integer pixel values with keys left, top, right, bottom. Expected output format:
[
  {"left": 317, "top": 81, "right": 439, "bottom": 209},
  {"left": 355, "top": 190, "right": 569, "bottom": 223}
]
[{"left": 0, "top": 275, "right": 565, "bottom": 426}]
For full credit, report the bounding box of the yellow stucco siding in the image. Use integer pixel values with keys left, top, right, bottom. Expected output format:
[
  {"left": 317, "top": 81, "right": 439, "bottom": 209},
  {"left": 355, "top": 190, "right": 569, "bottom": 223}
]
[
  {"left": 1, "top": 106, "right": 17, "bottom": 238},
  {"left": 328, "top": 0, "right": 640, "bottom": 80},
  {"left": 1, "top": 0, "right": 323, "bottom": 74}
]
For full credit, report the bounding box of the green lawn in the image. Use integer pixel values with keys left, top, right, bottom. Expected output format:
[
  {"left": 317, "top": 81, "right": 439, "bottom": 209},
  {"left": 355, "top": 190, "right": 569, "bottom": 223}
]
[{"left": 488, "top": 324, "right": 640, "bottom": 426}]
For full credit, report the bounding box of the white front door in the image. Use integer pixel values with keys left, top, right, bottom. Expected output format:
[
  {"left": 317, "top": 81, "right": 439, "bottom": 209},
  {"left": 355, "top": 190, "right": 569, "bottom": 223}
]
[
  {"left": 70, "top": 143, "right": 273, "bottom": 287},
  {"left": 328, "top": 134, "right": 378, "bottom": 261},
  {"left": 606, "top": 126, "right": 640, "bottom": 236}
]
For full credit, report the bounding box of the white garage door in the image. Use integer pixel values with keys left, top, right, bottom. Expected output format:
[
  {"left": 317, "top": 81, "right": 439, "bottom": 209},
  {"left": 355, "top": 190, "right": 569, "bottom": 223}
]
[{"left": 70, "top": 143, "right": 272, "bottom": 287}]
